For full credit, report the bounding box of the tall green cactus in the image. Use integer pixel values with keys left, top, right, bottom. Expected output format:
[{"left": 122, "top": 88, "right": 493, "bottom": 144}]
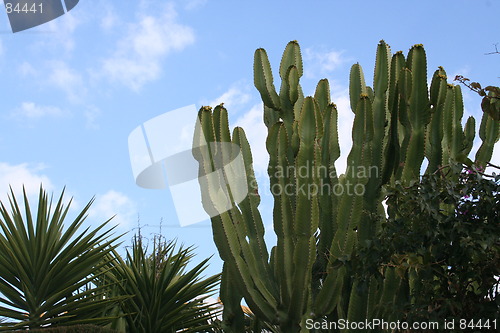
[{"left": 192, "top": 41, "right": 499, "bottom": 332}]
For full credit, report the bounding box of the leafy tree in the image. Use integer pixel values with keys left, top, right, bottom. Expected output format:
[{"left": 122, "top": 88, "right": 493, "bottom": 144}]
[
  {"left": 455, "top": 75, "right": 499, "bottom": 121},
  {"left": 455, "top": 43, "right": 500, "bottom": 121},
  {"left": 357, "top": 162, "right": 499, "bottom": 330}
]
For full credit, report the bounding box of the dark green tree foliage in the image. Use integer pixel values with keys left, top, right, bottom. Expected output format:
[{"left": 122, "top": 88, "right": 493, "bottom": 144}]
[
  {"left": 359, "top": 162, "right": 499, "bottom": 327},
  {"left": 455, "top": 75, "right": 500, "bottom": 121}
]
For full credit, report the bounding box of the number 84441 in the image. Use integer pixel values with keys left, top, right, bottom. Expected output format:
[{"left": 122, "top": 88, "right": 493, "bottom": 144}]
[{"left": 5, "top": 2, "right": 43, "bottom": 14}]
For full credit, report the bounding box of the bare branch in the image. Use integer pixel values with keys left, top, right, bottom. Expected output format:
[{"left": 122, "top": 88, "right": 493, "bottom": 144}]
[{"left": 485, "top": 43, "right": 499, "bottom": 55}]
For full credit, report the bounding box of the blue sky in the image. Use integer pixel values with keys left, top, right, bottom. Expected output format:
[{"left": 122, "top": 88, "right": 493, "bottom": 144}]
[{"left": 0, "top": 0, "right": 498, "bottom": 277}]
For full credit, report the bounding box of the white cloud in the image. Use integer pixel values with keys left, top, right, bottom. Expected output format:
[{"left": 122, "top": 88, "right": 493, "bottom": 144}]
[
  {"left": 46, "top": 61, "right": 85, "bottom": 102},
  {"left": 12, "top": 102, "right": 66, "bottom": 119},
  {"left": 88, "top": 190, "right": 137, "bottom": 229},
  {"left": 0, "top": 162, "right": 54, "bottom": 205},
  {"left": 0, "top": 163, "right": 85, "bottom": 223},
  {"left": 40, "top": 11, "right": 80, "bottom": 53},
  {"left": 18, "top": 62, "right": 38, "bottom": 77},
  {"left": 101, "top": 4, "right": 195, "bottom": 91},
  {"left": 84, "top": 105, "right": 101, "bottom": 129},
  {"left": 331, "top": 89, "right": 354, "bottom": 175},
  {"left": 183, "top": 0, "right": 208, "bottom": 10},
  {"left": 235, "top": 103, "right": 268, "bottom": 176},
  {"left": 303, "top": 48, "right": 347, "bottom": 78},
  {"left": 100, "top": 5, "right": 119, "bottom": 31},
  {"left": 206, "top": 85, "right": 252, "bottom": 111}
]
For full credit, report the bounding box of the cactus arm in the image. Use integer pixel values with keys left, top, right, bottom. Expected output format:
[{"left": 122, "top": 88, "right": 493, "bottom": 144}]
[
  {"left": 450, "top": 85, "right": 465, "bottom": 159},
  {"left": 395, "top": 68, "right": 412, "bottom": 181},
  {"left": 313, "top": 265, "right": 346, "bottom": 316},
  {"left": 349, "top": 63, "right": 367, "bottom": 114},
  {"left": 363, "top": 40, "right": 391, "bottom": 217},
  {"left": 293, "top": 85, "right": 305, "bottom": 120},
  {"left": 291, "top": 120, "right": 300, "bottom": 160},
  {"left": 254, "top": 48, "right": 281, "bottom": 111},
  {"left": 342, "top": 97, "right": 371, "bottom": 253},
  {"left": 365, "top": 277, "right": 380, "bottom": 323},
  {"left": 267, "top": 123, "right": 295, "bottom": 305},
  {"left": 441, "top": 85, "right": 456, "bottom": 165},
  {"left": 381, "top": 52, "right": 405, "bottom": 184},
  {"left": 475, "top": 111, "right": 500, "bottom": 167},
  {"left": 376, "top": 268, "right": 399, "bottom": 319},
  {"left": 287, "top": 97, "right": 322, "bottom": 323},
  {"left": 327, "top": 103, "right": 341, "bottom": 163},
  {"left": 346, "top": 281, "right": 364, "bottom": 326},
  {"left": 387, "top": 51, "right": 406, "bottom": 115},
  {"left": 462, "top": 116, "right": 475, "bottom": 157},
  {"left": 401, "top": 44, "right": 430, "bottom": 181},
  {"left": 425, "top": 68, "right": 447, "bottom": 173},
  {"left": 264, "top": 105, "right": 281, "bottom": 128},
  {"left": 381, "top": 93, "right": 400, "bottom": 185},
  {"left": 279, "top": 65, "right": 300, "bottom": 131},
  {"left": 328, "top": 95, "right": 372, "bottom": 263},
  {"left": 279, "top": 40, "right": 303, "bottom": 79},
  {"left": 220, "top": 264, "right": 245, "bottom": 332},
  {"left": 366, "top": 86, "right": 374, "bottom": 102},
  {"left": 232, "top": 127, "right": 276, "bottom": 288},
  {"left": 317, "top": 103, "right": 340, "bottom": 264},
  {"left": 212, "top": 208, "right": 277, "bottom": 321},
  {"left": 314, "top": 79, "right": 331, "bottom": 117},
  {"left": 194, "top": 107, "right": 279, "bottom": 323},
  {"left": 287, "top": 66, "right": 300, "bottom": 106},
  {"left": 213, "top": 104, "right": 231, "bottom": 143},
  {"left": 373, "top": 40, "right": 391, "bottom": 95}
]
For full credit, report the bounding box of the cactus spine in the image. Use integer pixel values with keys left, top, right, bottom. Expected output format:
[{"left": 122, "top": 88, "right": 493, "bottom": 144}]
[{"left": 193, "top": 41, "right": 499, "bottom": 332}]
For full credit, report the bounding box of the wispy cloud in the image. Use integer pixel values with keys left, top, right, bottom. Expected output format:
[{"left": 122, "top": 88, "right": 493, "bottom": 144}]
[
  {"left": 234, "top": 103, "right": 268, "bottom": 175},
  {"left": 101, "top": 4, "right": 195, "bottom": 91},
  {"left": 12, "top": 102, "right": 67, "bottom": 119},
  {"left": 84, "top": 105, "right": 101, "bottom": 130},
  {"left": 16, "top": 60, "right": 85, "bottom": 103},
  {"left": 0, "top": 162, "right": 54, "bottom": 204},
  {"left": 303, "top": 47, "right": 348, "bottom": 78},
  {"left": 0, "top": 163, "right": 85, "bottom": 217},
  {"left": 46, "top": 60, "right": 85, "bottom": 102},
  {"left": 88, "top": 190, "right": 138, "bottom": 229},
  {"left": 37, "top": 11, "right": 81, "bottom": 54},
  {"left": 205, "top": 85, "right": 252, "bottom": 111},
  {"left": 100, "top": 4, "right": 119, "bottom": 31},
  {"left": 183, "top": 0, "right": 208, "bottom": 10},
  {"left": 18, "top": 62, "right": 38, "bottom": 77}
]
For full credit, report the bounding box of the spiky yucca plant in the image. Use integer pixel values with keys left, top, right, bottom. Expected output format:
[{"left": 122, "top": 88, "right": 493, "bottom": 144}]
[
  {"left": 104, "top": 234, "right": 221, "bottom": 333},
  {"left": 0, "top": 186, "right": 123, "bottom": 330}
]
